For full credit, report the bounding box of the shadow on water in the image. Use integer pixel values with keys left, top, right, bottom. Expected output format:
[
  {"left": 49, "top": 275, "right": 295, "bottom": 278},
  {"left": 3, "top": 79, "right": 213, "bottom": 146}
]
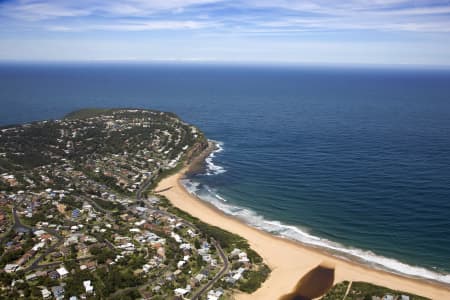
[{"left": 280, "top": 262, "right": 335, "bottom": 300}]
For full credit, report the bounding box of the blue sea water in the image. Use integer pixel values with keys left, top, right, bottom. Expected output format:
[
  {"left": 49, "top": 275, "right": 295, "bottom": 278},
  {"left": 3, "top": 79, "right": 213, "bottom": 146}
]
[{"left": 1, "top": 63, "right": 450, "bottom": 284}]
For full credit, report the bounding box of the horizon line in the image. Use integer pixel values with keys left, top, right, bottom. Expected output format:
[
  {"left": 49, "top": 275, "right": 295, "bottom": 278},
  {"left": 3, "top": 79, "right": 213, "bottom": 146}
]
[{"left": 1, "top": 59, "right": 450, "bottom": 71}]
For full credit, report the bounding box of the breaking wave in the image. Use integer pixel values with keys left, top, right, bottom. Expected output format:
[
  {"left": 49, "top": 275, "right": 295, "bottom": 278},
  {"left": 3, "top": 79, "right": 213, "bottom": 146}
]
[
  {"left": 204, "top": 140, "right": 226, "bottom": 176},
  {"left": 180, "top": 178, "right": 450, "bottom": 285}
]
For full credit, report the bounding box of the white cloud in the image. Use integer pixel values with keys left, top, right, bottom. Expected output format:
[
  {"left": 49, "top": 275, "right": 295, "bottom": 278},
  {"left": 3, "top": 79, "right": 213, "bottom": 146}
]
[
  {"left": 2, "top": 1, "right": 90, "bottom": 21},
  {"left": 1, "top": 0, "right": 450, "bottom": 34},
  {"left": 47, "top": 20, "right": 211, "bottom": 32},
  {"left": 232, "top": 0, "right": 450, "bottom": 33},
  {"left": 0, "top": 0, "right": 222, "bottom": 20},
  {"left": 101, "top": 0, "right": 220, "bottom": 14}
]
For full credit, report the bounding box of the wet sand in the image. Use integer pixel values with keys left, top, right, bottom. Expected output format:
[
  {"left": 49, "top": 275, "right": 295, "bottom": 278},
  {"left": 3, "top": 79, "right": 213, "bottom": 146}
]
[{"left": 156, "top": 165, "right": 450, "bottom": 300}]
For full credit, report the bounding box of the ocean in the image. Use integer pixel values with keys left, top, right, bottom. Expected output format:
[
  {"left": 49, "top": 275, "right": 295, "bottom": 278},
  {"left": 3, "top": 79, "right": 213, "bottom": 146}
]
[{"left": 1, "top": 62, "right": 450, "bottom": 284}]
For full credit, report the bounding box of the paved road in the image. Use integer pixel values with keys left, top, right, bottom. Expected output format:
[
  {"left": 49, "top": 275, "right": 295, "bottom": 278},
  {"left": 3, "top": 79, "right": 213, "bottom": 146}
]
[
  {"left": 12, "top": 207, "right": 32, "bottom": 233},
  {"left": 84, "top": 196, "right": 112, "bottom": 216},
  {"left": 136, "top": 176, "right": 155, "bottom": 201},
  {"left": 26, "top": 239, "right": 64, "bottom": 271},
  {"left": 140, "top": 178, "right": 231, "bottom": 300},
  {"left": 103, "top": 170, "right": 229, "bottom": 300},
  {"left": 28, "top": 256, "right": 94, "bottom": 270},
  {"left": 12, "top": 207, "right": 67, "bottom": 272},
  {"left": 190, "top": 240, "right": 230, "bottom": 300}
]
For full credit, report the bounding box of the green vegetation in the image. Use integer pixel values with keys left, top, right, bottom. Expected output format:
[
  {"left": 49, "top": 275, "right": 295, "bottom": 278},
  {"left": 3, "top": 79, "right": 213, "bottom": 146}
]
[
  {"left": 0, "top": 232, "right": 34, "bottom": 268},
  {"left": 91, "top": 196, "right": 124, "bottom": 211},
  {"left": 321, "top": 281, "right": 349, "bottom": 300},
  {"left": 148, "top": 140, "right": 208, "bottom": 191},
  {"left": 64, "top": 108, "right": 177, "bottom": 120},
  {"left": 167, "top": 201, "right": 262, "bottom": 262},
  {"left": 322, "top": 281, "right": 431, "bottom": 300},
  {"left": 1, "top": 108, "right": 204, "bottom": 194},
  {"left": 0, "top": 108, "right": 267, "bottom": 299},
  {"left": 84, "top": 170, "right": 130, "bottom": 196},
  {"left": 109, "top": 289, "right": 141, "bottom": 300},
  {"left": 238, "top": 264, "right": 271, "bottom": 293},
  {"left": 158, "top": 195, "right": 271, "bottom": 293},
  {"left": 63, "top": 269, "right": 95, "bottom": 297},
  {"left": 148, "top": 161, "right": 185, "bottom": 191},
  {"left": 89, "top": 245, "right": 115, "bottom": 264},
  {"left": 64, "top": 108, "right": 117, "bottom": 120},
  {"left": 95, "top": 265, "right": 145, "bottom": 298}
]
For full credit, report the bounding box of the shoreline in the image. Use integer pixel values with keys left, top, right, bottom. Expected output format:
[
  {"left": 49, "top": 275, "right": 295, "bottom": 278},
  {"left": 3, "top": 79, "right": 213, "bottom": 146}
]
[{"left": 156, "top": 147, "right": 450, "bottom": 299}]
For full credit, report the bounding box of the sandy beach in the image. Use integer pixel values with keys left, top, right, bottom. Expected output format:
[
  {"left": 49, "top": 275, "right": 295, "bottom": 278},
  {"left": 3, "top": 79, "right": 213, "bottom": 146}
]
[{"left": 156, "top": 166, "right": 450, "bottom": 299}]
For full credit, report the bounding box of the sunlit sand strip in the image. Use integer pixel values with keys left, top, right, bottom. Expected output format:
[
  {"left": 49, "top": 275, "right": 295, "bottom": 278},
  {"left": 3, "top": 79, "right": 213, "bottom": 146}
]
[{"left": 157, "top": 167, "right": 450, "bottom": 300}]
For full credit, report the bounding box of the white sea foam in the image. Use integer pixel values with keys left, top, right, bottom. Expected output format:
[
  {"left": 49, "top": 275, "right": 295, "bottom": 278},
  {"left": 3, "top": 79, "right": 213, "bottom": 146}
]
[
  {"left": 180, "top": 179, "right": 450, "bottom": 285},
  {"left": 204, "top": 185, "right": 227, "bottom": 202},
  {"left": 182, "top": 180, "right": 200, "bottom": 194},
  {"left": 204, "top": 140, "right": 226, "bottom": 176}
]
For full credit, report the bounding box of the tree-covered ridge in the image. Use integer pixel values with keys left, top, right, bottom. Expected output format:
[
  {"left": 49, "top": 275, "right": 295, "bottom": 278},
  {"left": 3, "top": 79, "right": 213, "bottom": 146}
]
[
  {"left": 0, "top": 108, "right": 206, "bottom": 194},
  {"left": 64, "top": 108, "right": 179, "bottom": 121},
  {"left": 0, "top": 109, "right": 271, "bottom": 300}
]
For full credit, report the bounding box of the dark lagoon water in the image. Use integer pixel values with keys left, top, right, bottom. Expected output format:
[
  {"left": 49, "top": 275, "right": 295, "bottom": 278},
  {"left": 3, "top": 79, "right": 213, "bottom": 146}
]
[{"left": 1, "top": 63, "right": 450, "bottom": 283}]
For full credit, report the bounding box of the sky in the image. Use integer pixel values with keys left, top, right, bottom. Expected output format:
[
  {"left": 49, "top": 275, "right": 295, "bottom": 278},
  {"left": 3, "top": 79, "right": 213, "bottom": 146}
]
[{"left": 1, "top": 0, "right": 450, "bottom": 66}]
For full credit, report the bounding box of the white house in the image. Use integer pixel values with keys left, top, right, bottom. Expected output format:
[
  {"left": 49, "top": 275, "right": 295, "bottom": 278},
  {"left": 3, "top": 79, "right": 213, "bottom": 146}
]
[
  {"left": 174, "top": 288, "right": 189, "bottom": 297},
  {"left": 4, "top": 264, "right": 19, "bottom": 273},
  {"left": 56, "top": 267, "right": 69, "bottom": 278},
  {"left": 41, "top": 288, "right": 52, "bottom": 299},
  {"left": 83, "top": 280, "right": 94, "bottom": 294}
]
